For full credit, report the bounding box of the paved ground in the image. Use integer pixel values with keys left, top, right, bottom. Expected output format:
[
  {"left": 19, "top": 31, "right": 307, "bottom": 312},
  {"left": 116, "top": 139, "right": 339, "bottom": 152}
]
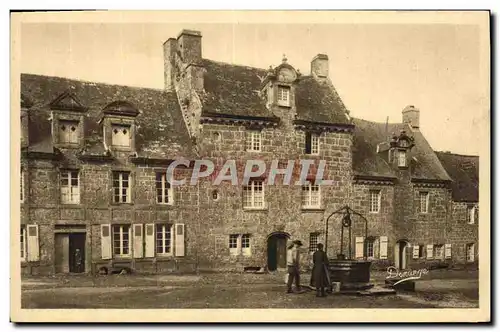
[{"left": 20, "top": 269, "right": 479, "bottom": 309}]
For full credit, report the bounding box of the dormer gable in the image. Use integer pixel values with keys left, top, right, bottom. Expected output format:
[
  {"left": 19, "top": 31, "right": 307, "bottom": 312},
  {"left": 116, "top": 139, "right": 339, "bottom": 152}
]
[
  {"left": 262, "top": 55, "right": 301, "bottom": 109},
  {"left": 99, "top": 100, "right": 140, "bottom": 153},
  {"left": 49, "top": 90, "right": 87, "bottom": 112},
  {"left": 49, "top": 91, "right": 87, "bottom": 149},
  {"left": 388, "top": 129, "right": 415, "bottom": 168}
]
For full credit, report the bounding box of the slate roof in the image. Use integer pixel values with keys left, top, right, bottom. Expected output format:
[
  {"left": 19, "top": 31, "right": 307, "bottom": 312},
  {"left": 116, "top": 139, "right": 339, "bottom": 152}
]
[
  {"left": 200, "top": 59, "right": 351, "bottom": 126},
  {"left": 352, "top": 118, "right": 451, "bottom": 181},
  {"left": 435, "top": 152, "right": 479, "bottom": 202},
  {"left": 21, "top": 73, "right": 194, "bottom": 160}
]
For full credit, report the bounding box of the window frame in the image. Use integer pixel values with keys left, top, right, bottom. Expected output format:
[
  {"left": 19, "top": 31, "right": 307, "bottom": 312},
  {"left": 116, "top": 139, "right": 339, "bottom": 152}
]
[
  {"left": 58, "top": 119, "right": 80, "bottom": 144},
  {"left": 113, "top": 171, "right": 132, "bottom": 204},
  {"left": 309, "top": 233, "right": 319, "bottom": 253},
  {"left": 111, "top": 124, "right": 132, "bottom": 147},
  {"left": 245, "top": 130, "right": 262, "bottom": 152},
  {"left": 398, "top": 149, "right": 407, "bottom": 167},
  {"left": 112, "top": 224, "right": 132, "bottom": 258},
  {"left": 241, "top": 234, "right": 251, "bottom": 257},
  {"left": 419, "top": 191, "right": 429, "bottom": 214},
  {"left": 466, "top": 205, "right": 476, "bottom": 224},
  {"left": 277, "top": 85, "right": 291, "bottom": 107},
  {"left": 229, "top": 234, "right": 239, "bottom": 255},
  {"left": 243, "top": 180, "right": 265, "bottom": 209},
  {"left": 60, "top": 170, "right": 80, "bottom": 205},
  {"left": 155, "top": 223, "right": 173, "bottom": 256},
  {"left": 369, "top": 189, "right": 381, "bottom": 213},
  {"left": 366, "top": 238, "right": 375, "bottom": 259},
  {"left": 156, "top": 172, "right": 173, "bottom": 205},
  {"left": 302, "top": 183, "right": 321, "bottom": 209},
  {"left": 466, "top": 243, "right": 475, "bottom": 262},
  {"left": 433, "top": 244, "right": 444, "bottom": 260}
]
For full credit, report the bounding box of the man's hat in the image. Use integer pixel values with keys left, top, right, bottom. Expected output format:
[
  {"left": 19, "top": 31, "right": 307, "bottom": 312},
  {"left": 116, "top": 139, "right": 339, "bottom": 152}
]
[{"left": 292, "top": 240, "right": 303, "bottom": 246}]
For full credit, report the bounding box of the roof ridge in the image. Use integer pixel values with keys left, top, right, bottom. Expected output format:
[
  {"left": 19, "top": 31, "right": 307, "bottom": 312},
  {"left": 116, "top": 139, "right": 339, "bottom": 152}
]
[
  {"left": 202, "top": 58, "right": 268, "bottom": 72},
  {"left": 21, "top": 73, "right": 167, "bottom": 93},
  {"left": 352, "top": 117, "right": 404, "bottom": 126},
  {"left": 435, "top": 151, "right": 479, "bottom": 158}
]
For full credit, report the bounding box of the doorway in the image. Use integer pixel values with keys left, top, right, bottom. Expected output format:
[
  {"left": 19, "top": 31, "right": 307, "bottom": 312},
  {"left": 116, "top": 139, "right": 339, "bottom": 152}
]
[
  {"left": 55, "top": 233, "right": 86, "bottom": 273},
  {"left": 394, "top": 240, "right": 408, "bottom": 270},
  {"left": 267, "top": 232, "right": 290, "bottom": 271}
]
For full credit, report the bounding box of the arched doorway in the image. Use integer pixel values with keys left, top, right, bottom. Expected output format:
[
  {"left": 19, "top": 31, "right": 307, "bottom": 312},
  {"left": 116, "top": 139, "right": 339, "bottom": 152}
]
[
  {"left": 394, "top": 240, "right": 410, "bottom": 270},
  {"left": 267, "top": 232, "right": 290, "bottom": 271}
]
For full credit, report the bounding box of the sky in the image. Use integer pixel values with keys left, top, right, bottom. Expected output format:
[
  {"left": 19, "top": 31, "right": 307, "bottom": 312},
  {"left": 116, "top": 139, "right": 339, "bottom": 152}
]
[{"left": 20, "top": 21, "right": 486, "bottom": 155}]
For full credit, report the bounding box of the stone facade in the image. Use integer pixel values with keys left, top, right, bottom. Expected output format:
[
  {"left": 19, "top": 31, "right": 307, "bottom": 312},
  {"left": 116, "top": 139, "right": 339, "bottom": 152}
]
[{"left": 19, "top": 28, "right": 479, "bottom": 275}]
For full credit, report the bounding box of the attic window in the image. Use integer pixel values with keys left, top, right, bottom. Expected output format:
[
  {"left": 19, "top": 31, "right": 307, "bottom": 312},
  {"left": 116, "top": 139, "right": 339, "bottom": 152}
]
[
  {"left": 398, "top": 150, "right": 407, "bottom": 167},
  {"left": 111, "top": 124, "right": 131, "bottom": 147},
  {"left": 277, "top": 86, "right": 290, "bottom": 107},
  {"left": 59, "top": 120, "right": 79, "bottom": 144}
]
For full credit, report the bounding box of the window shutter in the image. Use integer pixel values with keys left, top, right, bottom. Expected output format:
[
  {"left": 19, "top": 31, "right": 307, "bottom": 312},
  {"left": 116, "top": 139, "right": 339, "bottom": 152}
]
[
  {"left": 474, "top": 207, "right": 479, "bottom": 224},
  {"left": 145, "top": 223, "right": 155, "bottom": 258},
  {"left": 27, "top": 225, "right": 39, "bottom": 262},
  {"left": 100, "top": 224, "right": 112, "bottom": 260},
  {"left": 174, "top": 223, "right": 185, "bottom": 257},
  {"left": 305, "top": 133, "right": 312, "bottom": 154},
  {"left": 426, "top": 244, "right": 433, "bottom": 259},
  {"left": 355, "top": 236, "right": 364, "bottom": 259},
  {"left": 379, "top": 236, "right": 388, "bottom": 259},
  {"left": 413, "top": 245, "right": 420, "bottom": 259},
  {"left": 133, "top": 224, "right": 144, "bottom": 258},
  {"left": 445, "top": 243, "right": 452, "bottom": 259}
]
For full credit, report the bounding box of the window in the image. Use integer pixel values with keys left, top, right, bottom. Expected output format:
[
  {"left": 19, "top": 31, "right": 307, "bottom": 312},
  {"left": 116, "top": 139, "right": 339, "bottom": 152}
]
[
  {"left": 467, "top": 205, "right": 476, "bottom": 224},
  {"left": 156, "top": 224, "right": 173, "bottom": 256},
  {"left": 20, "top": 226, "right": 26, "bottom": 261},
  {"left": 229, "top": 234, "right": 251, "bottom": 256},
  {"left": 59, "top": 120, "right": 79, "bottom": 144},
  {"left": 241, "top": 234, "right": 251, "bottom": 256},
  {"left": 302, "top": 183, "right": 321, "bottom": 209},
  {"left": 369, "top": 190, "right": 381, "bottom": 213},
  {"left": 60, "top": 170, "right": 80, "bottom": 204},
  {"left": 398, "top": 150, "right": 407, "bottom": 167},
  {"left": 433, "top": 244, "right": 444, "bottom": 259},
  {"left": 113, "top": 172, "right": 131, "bottom": 203},
  {"left": 309, "top": 233, "right": 319, "bottom": 253},
  {"left": 466, "top": 243, "right": 475, "bottom": 262},
  {"left": 243, "top": 180, "right": 264, "bottom": 209},
  {"left": 419, "top": 192, "right": 429, "bottom": 213},
  {"left": 277, "top": 86, "right": 290, "bottom": 107},
  {"left": 418, "top": 245, "right": 424, "bottom": 258},
  {"left": 112, "top": 225, "right": 131, "bottom": 257},
  {"left": 156, "top": 173, "right": 173, "bottom": 205},
  {"left": 366, "top": 238, "right": 375, "bottom": 258},
  {"left": 111, "top": 124, "right": 131, "bottom": 147},
  {"left": 20, "top": 170, "right": 24, "bottom": 203},
  {"left": 245, "top": 130, "right": 261, "bottom": 152},
  {"left": 305, "top": 132, "right": 320, "bottom": 155}
]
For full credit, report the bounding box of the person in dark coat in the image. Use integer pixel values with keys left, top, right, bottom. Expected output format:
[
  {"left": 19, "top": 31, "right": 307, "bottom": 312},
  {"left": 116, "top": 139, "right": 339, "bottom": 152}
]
[{"left": 311, "top": 243, "right": 329, "bottom": 297}]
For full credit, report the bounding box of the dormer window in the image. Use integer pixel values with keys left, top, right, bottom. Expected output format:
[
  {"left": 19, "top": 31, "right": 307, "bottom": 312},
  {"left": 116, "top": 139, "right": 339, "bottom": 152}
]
[
  {"left": 111, "top": 124, "right": 131, "bottom": 147},
  {"left": 59, "top": 120, "right": 80, "bottom": 144},
  {"left": 277, "top": 86, "right": 290, "bottom": 107}
]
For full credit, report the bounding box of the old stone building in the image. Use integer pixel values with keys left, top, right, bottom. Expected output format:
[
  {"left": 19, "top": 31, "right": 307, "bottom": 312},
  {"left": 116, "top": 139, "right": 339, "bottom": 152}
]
[{"left": 19, "top": 29, "right": 479, "bottom": 275}]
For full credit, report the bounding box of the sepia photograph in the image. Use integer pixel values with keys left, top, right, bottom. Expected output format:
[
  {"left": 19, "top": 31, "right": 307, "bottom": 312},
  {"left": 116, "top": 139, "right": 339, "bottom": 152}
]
[{"left": 10, "top": 10, "right": 490, "bottom": 323}]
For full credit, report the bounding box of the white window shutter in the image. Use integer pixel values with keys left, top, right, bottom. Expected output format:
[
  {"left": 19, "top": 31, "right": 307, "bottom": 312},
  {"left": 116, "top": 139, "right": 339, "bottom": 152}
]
[
  {"left": 426, "top": 244, "right": 433, "bottom": 259},
  {"left": 27, "top": 225, "right": 39, "bottom": 262},
  {"left": 355, "top": 237, "right": 364, "bottom": 259},
  {"left": 413, "top": 245, "right": 420, "bottom": 259},
  {"left": 379, "top": 236, "right": 388, "bottom": 259},
  {"left": 133, "top": 224, "right": 144, "bottom": 258},
  {"left": 145, "top": 224, "right": 155, "bottom": 258},
  {"left": 445, "top": 243, "right": 452, "bottom": 259},
  {"left": 100, "top": 224, "right": 112, "bottom": 260},
  {"left": 174, "top": 223, "right": 185, "bottom": 257}
]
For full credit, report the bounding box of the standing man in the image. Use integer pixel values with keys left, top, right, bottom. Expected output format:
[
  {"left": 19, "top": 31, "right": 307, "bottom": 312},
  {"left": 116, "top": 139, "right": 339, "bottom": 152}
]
[
  {"left": 286, "top": 240, "right": 303, "bottom": 294},
  {"left": 311, "top": 243, "right": 329, "bottom": 297}
]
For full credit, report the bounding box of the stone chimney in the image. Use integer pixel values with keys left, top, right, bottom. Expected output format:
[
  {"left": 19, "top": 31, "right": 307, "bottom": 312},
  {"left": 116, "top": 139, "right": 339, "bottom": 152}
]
[
  {"left": 163, "top": 29, "right": 204, "bottom": 92},
  {"left": 163, "top": 38, "right": 177, "bottom": 91},
  {"left": 311, "top": 54, "right": 329, "bottom": 78},
  {"left": 402, "top": 105, "right": 420, "bottom": 129}
]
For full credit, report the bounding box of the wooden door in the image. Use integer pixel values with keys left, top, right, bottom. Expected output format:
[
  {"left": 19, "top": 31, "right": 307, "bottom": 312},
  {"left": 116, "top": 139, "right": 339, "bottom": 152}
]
[
  {"left": 54, "top": 234, "right": 69, "bottom": 273},
  {"left": 276, "top": 238, "right": 287, "bottom": 269}
]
